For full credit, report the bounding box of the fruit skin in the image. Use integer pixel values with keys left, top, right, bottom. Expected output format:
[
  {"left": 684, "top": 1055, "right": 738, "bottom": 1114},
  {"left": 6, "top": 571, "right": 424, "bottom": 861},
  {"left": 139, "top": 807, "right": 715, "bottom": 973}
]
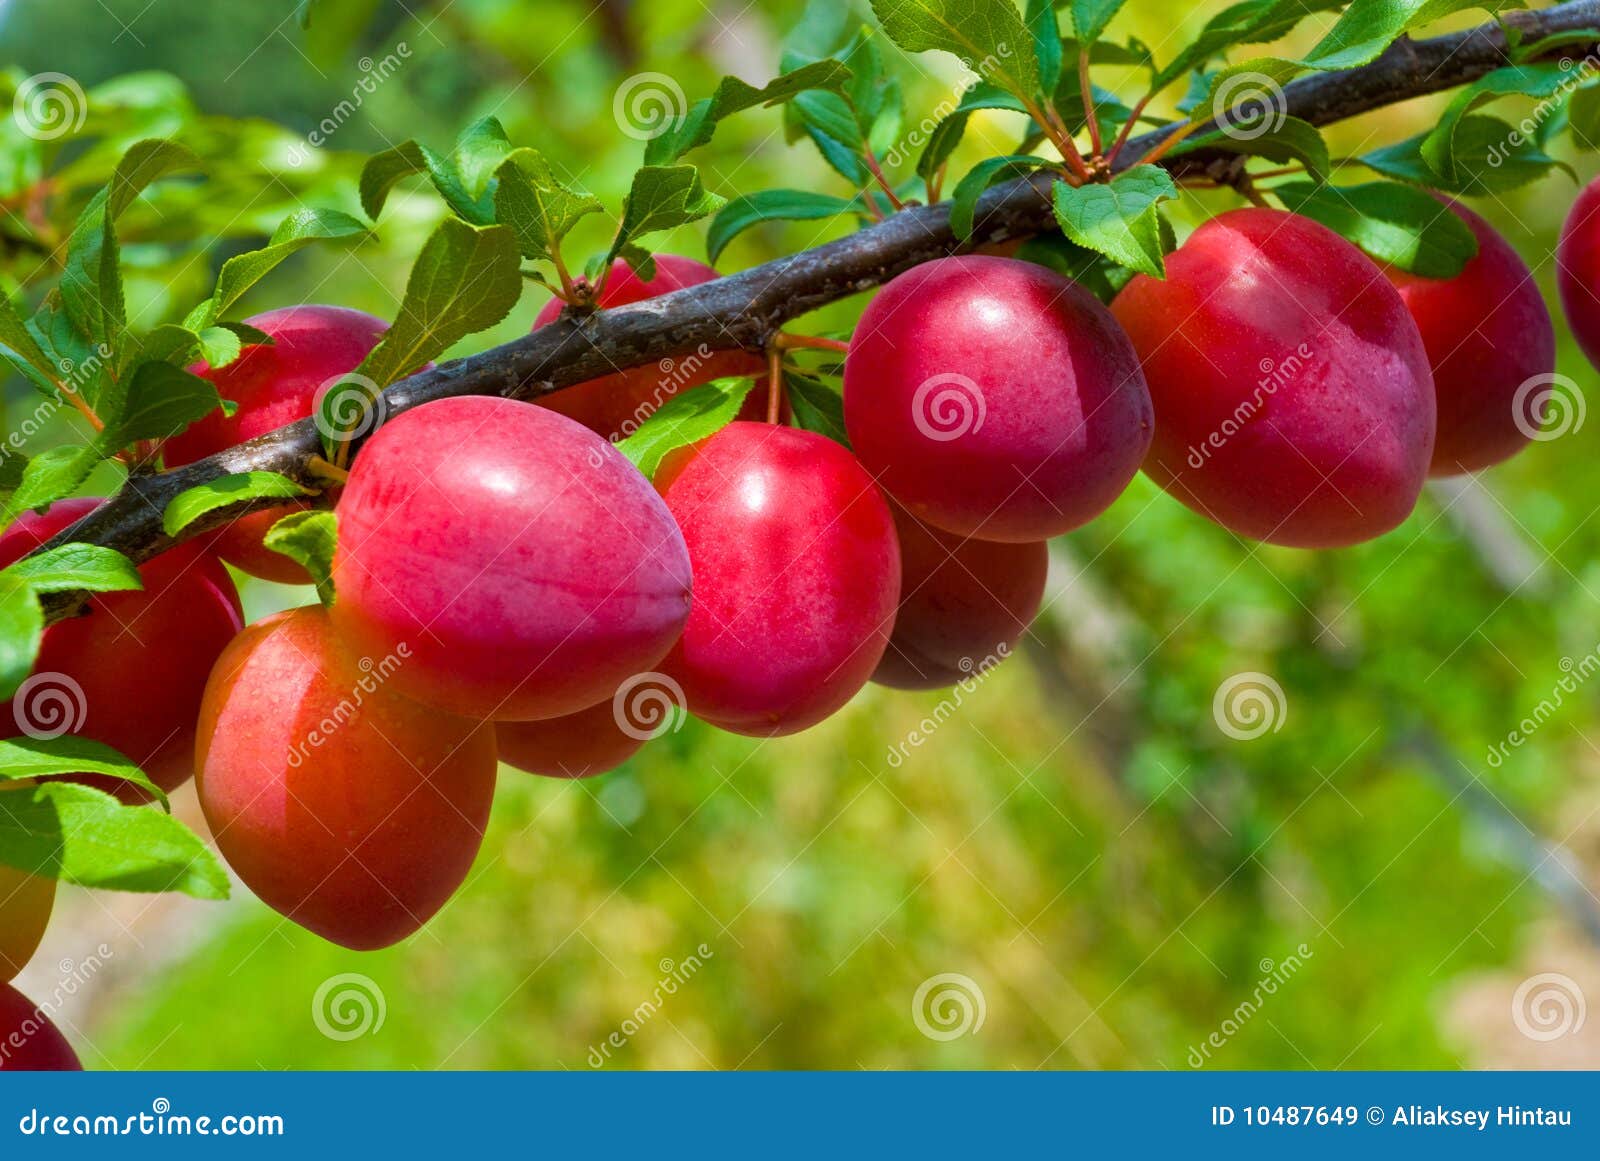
[
  {"left": 1386, "top": 199, "right": 1555, "bottom": 475},
  {"left": 196, "top": 606, "right": 497, "bottom": 951},
  {"left": 0, "top": 859, "right": 56, "bottom": 980},
  {"left": 660, "top": 422, "right": 900, "bottom": 736},
  {"left": 497, "top": 698, "right": 645, "bottom": 779},
  {"left": 1559, "top": 176, "right": 1600, "bottom": 372},
  {"left": 331, "top": 395, "right": 693, "bottom": 722},
  {"left": 163, "top": 305, "right": 389, "bottom": 584},
  {"left": 534, "top": 256, "right": 765, "bottom": 440},
  {"left": 1112, "top": 208, "right": 1436, "bottom": 549},
  {"left": 843, "top": 254, "right": 1153, "bottom": 542},
  {"left": 873, "top": 504, "right": 1048, "bottom": 691},
  {"left": 0, "top": 984, "right": 80, "bottom": 1071},
  {"left": 0, "top": 499, "right": 244, "bottom": 795}
]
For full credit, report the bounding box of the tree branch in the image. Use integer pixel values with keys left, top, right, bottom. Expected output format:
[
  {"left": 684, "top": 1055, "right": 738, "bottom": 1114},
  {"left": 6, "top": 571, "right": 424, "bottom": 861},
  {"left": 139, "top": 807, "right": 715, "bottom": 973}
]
[{"left": 29, "top": 0, "right": 1600, "bottom": 622}]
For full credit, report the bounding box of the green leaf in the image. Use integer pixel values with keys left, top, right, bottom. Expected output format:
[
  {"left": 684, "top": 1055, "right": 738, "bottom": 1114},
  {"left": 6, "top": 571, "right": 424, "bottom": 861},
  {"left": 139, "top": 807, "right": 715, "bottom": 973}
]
[
  {"left": 105, "top": 361, "right": 224, "bottom": 447},
  {"left": 915, "top": 84, "right": 1030, "bottom": 185},
  {"left": 453, "top": 116, "right": 515, "bottom": 202},
  {"left": 0, "top": 578, "right": 43, "bottom": 701},
  {"left": 5, "top": 445, "right": 102, "bottom": 520},
  {"left": 2, "top": 543, "right": 142, "bottom": 597},
  {"left": 707, "top": 189, "right": 856, "bottom": 262},
  {"left": 163, "top": 472, "right": 312, "bottom": 538},
  {"left": 869, "top": 0, "right": 1041, "bottom": 105},
  {"left": 350, "top": 219, "right": 522, "bottom": 397},
  {"left": 0, "top": 737, "right": 167, "bottom": 809},
  {"left": 264, "top": 510, "right": 338, "bottom": 605},
  {"left": 359, "top": 140, "right": 428, "bottom": 219},
  {"left": 616, "top": 378, "right": 755, "bottom": 480},
  {"left": 1177, "top": 115, "right": 1331, "bottom": 181},
  {"left": 1070, "top": 0, "right": 1126, "bottom": 46},
  {"left": 492, "top": 149, "right": 604, "bottom": 264},
  {"left": 951, "top": 156, "right": 1049, "bottom": 239},
  {"left": 60, "top": 140, "right": 202, "bottom": 350},
  {"left": 1362, "top": 114, "right": 1573, "bottom": 193},
  {"left": 1571, "top": 83, "right": 1600, "bottom": 151},
  {"left": 0, "top": 290, "right": 59, "bottom": 390},
  {"left": 0, "top": 780, "right": 229, "bottom": 898},
  {"left": 185, "top": 207, "right": 367, "bottom": 330},
  {"left": 1051, "top": 168, "right": 1177, "bottom": 278},
  {"left": 644, "top": 61, "right": 854, "bottom": 166},
  {"left": 1421, "top": 62, "right": 1572, "bottom": 185},
  {"left": 786, "top": 374, "right": 850, "bottom": 446},
  {"left": 1271, "top": 180, "right": 1479, "bottom": 278},
  {"left": 607, "top": 166, "right": 728, "bottom": 267},
  {"left": 1150, "top": 0, "right": 1331, "bottom": 91}
]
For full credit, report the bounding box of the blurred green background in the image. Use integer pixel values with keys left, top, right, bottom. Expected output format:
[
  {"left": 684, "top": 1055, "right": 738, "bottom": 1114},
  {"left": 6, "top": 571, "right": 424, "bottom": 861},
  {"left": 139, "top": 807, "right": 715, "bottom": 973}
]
[{"left": 5, "top": 0, "right": 1600, "bottom": 1069}]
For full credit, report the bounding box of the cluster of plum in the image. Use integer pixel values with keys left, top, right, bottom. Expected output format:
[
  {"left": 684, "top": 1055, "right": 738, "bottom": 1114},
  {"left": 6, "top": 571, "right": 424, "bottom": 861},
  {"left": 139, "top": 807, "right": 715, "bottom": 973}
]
[{"left": 4, "top": 183, "right": 1600, "bottom": 1065}]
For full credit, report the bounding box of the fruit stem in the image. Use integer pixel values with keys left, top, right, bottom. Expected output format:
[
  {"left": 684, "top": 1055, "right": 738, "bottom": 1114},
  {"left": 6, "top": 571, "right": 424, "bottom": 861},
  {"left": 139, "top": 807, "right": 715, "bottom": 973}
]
[
  {"left": 548, "top": 243, "right": 579, "bottom": 303},
  {"left": 775, "top": 333, "right": 849, "bottom": 354},
  {"left": 1025, "top": 96, "right": 1092, "bottom": 184},
  {"left": 1105, "top": 92, "right": 1154, "bottom": 166},
  {"left": 1078, "top": 49, "right": 1104, "bottom": 159},
  {"left": 1137, "top": 118, "right": 1202, "bottom": 168},
  {"left": 765, "top": 345, "right": 786, "bottom": 426},
  {"left": 861, "top": 148, "right": 905, "bottom": 212},
  {"left": 307, "top": 455, "right": 351, "bottom": 486}
]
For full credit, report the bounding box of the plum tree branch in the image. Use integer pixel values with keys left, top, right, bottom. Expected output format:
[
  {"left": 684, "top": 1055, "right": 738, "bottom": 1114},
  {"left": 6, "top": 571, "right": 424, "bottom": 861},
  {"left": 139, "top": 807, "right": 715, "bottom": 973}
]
[{"left": 30, "top": 0, "right": 1600, "bottom": 622}]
